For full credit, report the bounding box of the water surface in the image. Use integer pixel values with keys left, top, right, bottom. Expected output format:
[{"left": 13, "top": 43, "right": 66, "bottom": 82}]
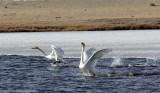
[
  {"left": 1, "top": 55, "right": 160, "bottom": 92},
  {"left": 1, "top": 30, "right": 160, "bottom": 92}
]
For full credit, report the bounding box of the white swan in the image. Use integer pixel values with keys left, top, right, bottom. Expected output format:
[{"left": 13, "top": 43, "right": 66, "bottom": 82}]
[
  {"left": 32, "top": 45, "right": 65, "bottom": 64},
  {"left": 79, "top": 42, "right": 112, "bottom": 76}
]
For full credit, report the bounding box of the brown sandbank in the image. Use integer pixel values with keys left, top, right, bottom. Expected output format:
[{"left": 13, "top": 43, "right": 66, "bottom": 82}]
[{"left": 0, "top": 0, "right": 160, "bottom": 32}]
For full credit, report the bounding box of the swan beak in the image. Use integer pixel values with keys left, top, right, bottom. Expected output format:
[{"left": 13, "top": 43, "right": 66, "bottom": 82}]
[
  {"left": 32, "top": 46, "right": 38, "bottom": 49},
  {"left": 81, "top": 42, "right": 85, "bottom": 46}
]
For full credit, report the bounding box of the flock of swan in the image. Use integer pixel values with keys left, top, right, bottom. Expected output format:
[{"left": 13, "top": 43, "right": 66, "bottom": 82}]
[{"left": 32, "top": 42, "right": 112, "bottom": 76}]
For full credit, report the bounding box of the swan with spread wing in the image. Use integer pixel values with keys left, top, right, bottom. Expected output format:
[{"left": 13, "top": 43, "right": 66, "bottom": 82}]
[
  {"left": 32, "top": 45, "right": 65, "bottom": 64},
  {"left": 79, "top": 42, "right": 112, "bottom": 76}
]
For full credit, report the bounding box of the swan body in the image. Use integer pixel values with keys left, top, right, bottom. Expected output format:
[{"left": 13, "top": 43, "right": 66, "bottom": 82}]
[
  {"left": 79, "top": 42, "right": 112, "bottom": 76},
  {"left": 32, "top": 45, "right": 65, "bottom": 64}
]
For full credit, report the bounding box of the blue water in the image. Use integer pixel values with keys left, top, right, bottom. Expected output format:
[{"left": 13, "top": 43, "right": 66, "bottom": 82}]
[
  {"left": 0, "top": 55, "right": 160, "bottom": 92},
  {"left": 1, "top": 30, "right": 160, "bottom": 92}
]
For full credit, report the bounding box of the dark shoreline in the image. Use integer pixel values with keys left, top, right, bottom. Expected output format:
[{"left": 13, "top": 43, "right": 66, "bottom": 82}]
[{"left": 1, "top": 18, "right": 160, "bottom": 32}]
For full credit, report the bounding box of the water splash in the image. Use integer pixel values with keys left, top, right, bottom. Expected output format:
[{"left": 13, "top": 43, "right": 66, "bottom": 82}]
[
  {"left": 111, "top": 55, "right": 123, "bottom": 67},
  {"left": 149, "top": 56, "right": 158, "bottom": 63}
]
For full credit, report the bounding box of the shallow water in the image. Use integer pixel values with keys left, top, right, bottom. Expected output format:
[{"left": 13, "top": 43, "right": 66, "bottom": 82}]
[{"left": 1, "top": 30, "right": 160, "bottom": 92}]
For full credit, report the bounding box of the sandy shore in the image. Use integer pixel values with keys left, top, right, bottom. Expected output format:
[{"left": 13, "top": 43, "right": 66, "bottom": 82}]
[{"left": 0, "top": 0, "right": 160, "bottom": 32}]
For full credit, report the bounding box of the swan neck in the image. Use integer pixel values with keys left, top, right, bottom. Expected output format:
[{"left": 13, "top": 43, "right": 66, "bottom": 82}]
[
  {"left": 80, "top": 45, "right": 85, "bottom": 64},
  {"left": 38, "top": 48, "right": 47, "bottom": 56},
  {"left": 50, "top": 50, "right": 54, "bottom": 56}
]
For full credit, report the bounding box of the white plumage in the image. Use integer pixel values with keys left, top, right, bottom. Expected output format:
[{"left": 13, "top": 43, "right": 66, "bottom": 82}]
[
  {"left": 79, "top": 42, "right": 112, "bottom": 76},
  {"left": 32, "top": 45, "right": 65, "bottom": 64}
]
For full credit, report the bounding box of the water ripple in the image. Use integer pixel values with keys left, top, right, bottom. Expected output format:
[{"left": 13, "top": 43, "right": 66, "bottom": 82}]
[{"left": 0, "top": 55, "right": 160, "bottom": 92}]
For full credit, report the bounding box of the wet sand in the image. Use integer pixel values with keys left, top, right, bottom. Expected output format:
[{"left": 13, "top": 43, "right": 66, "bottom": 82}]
[{"left": 0, "top": 0, "right": 160, "bottom": 32}]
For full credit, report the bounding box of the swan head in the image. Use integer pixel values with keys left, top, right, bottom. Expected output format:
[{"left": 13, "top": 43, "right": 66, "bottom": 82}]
[
  {"left": 51, "top": 45, "right": 54, "bottom": 48},
  {"left": 81, "top": 42, "right": 85, "bottom": 47},
  {"left": 32, "top": 46, "right": 39, "bottom": 49}
]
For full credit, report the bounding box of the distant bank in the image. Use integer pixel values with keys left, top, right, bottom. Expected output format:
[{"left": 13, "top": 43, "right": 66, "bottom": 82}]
[{"left": 0, "top": 0, "right": 160, "bottom": 32}]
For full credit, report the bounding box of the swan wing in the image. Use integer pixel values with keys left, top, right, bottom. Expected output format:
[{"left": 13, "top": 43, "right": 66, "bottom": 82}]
[
  {"left": 83, "top": 48, "right": 96, "bottom": 63},
  {"left": 51, "top": 45, "right": 64, "bottom": 60},
  {"left": 85, "top": 49, "right": 112, "bottom": 69}
]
